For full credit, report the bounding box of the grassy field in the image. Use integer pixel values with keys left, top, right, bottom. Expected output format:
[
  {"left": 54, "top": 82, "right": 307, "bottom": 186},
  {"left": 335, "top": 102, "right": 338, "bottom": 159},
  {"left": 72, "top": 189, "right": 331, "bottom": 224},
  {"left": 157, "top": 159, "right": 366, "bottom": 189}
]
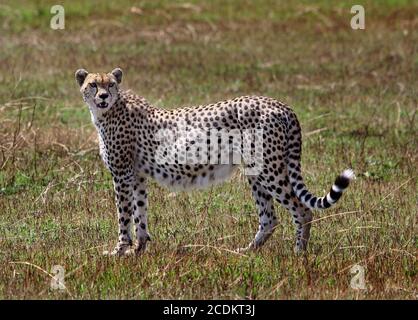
[{"left": 0, "top": 0, "right": 416, "bottom": 299}]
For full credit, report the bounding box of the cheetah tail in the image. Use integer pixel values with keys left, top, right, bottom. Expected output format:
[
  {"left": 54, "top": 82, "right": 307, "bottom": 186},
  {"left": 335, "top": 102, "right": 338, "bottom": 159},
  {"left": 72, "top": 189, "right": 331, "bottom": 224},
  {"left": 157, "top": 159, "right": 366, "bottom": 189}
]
[
  {"left": 291, "top": 169, "right": 355, "bottom": 210},
  {"left": 285, "top": 113, "right": 355, "bottom": 210}
]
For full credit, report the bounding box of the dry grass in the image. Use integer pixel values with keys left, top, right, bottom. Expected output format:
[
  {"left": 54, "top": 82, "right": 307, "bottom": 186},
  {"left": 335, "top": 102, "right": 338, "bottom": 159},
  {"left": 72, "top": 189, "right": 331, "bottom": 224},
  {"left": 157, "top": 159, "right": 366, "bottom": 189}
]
[{"left": 0, "top": 0, "right": 417, "bottom": 299}]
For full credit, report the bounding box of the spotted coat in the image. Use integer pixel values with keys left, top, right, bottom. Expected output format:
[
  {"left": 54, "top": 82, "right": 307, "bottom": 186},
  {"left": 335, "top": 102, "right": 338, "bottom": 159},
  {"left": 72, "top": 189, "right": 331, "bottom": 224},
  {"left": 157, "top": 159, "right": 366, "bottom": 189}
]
[{"left": 75, "top": 68, "right": 354, "bottom": 255}]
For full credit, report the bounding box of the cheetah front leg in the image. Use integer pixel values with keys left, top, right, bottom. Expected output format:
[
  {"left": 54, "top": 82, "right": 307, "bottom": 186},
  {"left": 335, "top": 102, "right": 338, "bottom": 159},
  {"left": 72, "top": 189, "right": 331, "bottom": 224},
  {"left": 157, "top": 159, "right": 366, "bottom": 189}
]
[
  {"left": 103, "top": 169, "right": 135, "bottom": 257},
  {"left": 132, "top": 175, "right": 151, "bottom": 255}
]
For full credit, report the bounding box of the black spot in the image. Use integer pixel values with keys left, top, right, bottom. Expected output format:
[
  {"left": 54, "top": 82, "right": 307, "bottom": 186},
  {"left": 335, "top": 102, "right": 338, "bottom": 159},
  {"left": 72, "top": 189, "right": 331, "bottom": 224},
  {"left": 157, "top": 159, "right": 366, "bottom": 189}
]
[
  {"left": 323, "top": 198, "right": 331, "bottom": 208},
  {"left": 309, "top": 197, "right": 317, "bottom": 208}
]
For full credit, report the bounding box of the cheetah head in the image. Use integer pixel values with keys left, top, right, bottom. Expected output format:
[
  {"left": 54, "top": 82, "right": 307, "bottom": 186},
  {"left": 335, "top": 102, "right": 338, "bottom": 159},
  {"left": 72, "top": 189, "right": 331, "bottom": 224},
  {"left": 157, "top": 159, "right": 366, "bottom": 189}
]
[{"left": 75, "top": 68, "right": 122, "bottom": 116}]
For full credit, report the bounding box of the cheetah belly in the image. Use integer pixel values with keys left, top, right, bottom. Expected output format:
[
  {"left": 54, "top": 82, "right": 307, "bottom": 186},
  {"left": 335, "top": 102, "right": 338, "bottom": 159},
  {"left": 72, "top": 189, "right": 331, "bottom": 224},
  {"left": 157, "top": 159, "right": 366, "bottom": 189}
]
[{"left": 137, "top": 162, "right": 239, "bottom": 191}]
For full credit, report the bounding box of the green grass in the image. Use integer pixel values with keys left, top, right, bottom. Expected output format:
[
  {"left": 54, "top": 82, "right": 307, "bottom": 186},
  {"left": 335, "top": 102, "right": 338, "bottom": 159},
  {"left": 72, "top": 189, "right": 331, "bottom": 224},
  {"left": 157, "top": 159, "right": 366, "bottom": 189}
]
[{"left": 0, "top": 0, "right": 417, "bottom": 299}]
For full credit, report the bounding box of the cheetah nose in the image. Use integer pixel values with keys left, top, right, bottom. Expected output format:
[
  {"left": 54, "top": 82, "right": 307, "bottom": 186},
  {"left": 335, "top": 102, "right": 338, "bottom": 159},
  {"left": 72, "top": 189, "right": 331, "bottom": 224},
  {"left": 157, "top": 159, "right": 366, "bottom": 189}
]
[{"left": 99, "top": 93, "right": 109, "bottom": 99}]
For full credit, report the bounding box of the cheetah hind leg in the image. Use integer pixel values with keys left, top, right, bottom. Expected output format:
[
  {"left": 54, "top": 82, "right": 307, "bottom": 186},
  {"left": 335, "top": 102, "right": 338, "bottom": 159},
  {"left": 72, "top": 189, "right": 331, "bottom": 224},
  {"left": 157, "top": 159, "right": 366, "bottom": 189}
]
[
  {"left": 236, "top": 179, "right": 278, "bottom": 253},
  {"left": 273, "top": 181, "right": 313, "bottom": 253}
]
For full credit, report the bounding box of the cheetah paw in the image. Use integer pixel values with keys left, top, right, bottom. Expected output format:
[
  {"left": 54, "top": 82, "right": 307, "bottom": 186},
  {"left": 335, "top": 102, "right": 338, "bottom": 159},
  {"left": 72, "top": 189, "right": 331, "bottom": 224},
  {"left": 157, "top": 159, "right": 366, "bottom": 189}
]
[
  {"left": 134, "top": 235, "right": 151, "bottom": 255},
  {"left": 102, "top": 244, "right": 132, "bottom": 257},
  {"left": 235, "top": 243, "right": 255, "bottom": 254}
]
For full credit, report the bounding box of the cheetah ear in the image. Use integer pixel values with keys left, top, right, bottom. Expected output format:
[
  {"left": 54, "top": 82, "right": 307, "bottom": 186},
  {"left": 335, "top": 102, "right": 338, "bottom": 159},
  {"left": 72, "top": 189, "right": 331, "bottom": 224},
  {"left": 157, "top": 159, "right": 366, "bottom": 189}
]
[
  {"left": 110, "top": 68, "right": 123, "bottom": 84},
  {"left": 75, "top": 69, "right": 89, "bottom": 87}
]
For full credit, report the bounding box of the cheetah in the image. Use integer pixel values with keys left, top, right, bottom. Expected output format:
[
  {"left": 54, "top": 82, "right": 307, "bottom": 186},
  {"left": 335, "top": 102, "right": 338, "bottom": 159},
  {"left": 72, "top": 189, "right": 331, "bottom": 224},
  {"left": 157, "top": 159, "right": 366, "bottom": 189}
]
[{"left": 75, "top": 68, "right": 354, "bottom": 256}]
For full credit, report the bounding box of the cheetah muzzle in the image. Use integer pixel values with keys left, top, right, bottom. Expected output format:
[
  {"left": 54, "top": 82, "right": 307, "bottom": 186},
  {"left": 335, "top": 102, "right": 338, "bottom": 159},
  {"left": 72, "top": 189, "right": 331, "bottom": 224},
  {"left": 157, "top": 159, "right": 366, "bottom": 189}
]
[{"left": 75, "top": 67, "right": 355, "bottom": 256}]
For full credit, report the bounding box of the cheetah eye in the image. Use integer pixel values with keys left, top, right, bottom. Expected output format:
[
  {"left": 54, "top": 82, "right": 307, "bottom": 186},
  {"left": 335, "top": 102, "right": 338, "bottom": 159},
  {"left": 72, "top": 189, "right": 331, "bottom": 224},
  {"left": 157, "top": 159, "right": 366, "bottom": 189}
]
[
  {"left": 90, "top": 83, "right": 97, "bottom": 88},
  {"left": 109, "top": 82, "right": 115, "bottom": 88}
]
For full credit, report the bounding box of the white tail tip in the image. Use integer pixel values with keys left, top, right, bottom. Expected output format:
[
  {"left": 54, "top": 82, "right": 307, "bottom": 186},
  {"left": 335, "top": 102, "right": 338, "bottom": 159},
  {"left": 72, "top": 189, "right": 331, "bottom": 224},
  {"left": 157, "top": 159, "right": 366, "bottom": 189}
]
[{"left": 342, "top": 169, "right": 355, "bottom": 180}]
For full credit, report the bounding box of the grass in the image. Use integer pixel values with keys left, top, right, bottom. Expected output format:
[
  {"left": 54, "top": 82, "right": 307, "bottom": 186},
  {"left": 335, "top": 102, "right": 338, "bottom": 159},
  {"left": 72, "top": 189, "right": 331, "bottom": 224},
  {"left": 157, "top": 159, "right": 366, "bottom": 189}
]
[{"left": 0, "top": 0, "right": 417, "bottom": 299}]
